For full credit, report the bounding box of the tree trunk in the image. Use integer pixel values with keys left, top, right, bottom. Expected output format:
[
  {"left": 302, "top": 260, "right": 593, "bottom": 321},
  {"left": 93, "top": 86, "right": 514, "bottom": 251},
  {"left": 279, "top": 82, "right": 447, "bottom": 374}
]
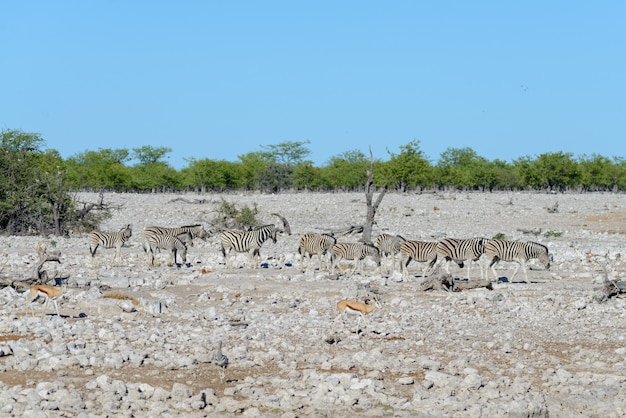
[{"left": 361, "top": 147, "right": 386, "bottom": 243}]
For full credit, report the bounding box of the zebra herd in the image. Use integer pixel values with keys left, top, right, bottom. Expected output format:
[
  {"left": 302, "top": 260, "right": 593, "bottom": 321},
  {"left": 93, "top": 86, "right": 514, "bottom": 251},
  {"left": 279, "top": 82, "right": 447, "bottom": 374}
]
[
  {"left": 87, "top": 223, "right": 279, "bottom": 268},
  {"left": 301, "top": 232, "right": 552, "bottom": 283},
  {"left": 87, "top": 223, "right": 551, "bottom": 283}
]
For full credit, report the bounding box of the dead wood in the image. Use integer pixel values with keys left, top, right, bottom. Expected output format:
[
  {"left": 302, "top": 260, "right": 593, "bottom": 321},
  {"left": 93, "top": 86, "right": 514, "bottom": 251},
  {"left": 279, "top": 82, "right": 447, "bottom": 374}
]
[
  {"left": 271, "top": 213, "right": 292, "bottom": 235},
  {"left": 34, "top": 242, "right": 62, "bottom": 281},
  {"left": 452, "top": 280, "right": 493, "bottom": 292},
  {"left": 362, "top": 146, "right": 386, "bottom": 243},
  {"left": 168, "top": 197, "right": 208, "bottom": 204},
  {"left": 420, "top": 273, "right": 455, "bottom": 292},
  {"left": 517, "top": 227, "right": 542, "bottom": 236},
  {"left": 420, "top": 272, "right": 493, "bottom": 292},
  {"left": 326, "top": 225, "right": 364, "bottom": 236},
  {"left": 596, "top": 277, "right": 626, "bottom": 301}
]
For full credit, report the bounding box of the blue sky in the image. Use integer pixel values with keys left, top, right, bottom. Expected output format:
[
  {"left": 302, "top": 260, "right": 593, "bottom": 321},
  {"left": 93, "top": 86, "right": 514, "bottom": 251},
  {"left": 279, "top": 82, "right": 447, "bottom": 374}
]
[{"left": 2, "top": 1, "right": 625, "bottom": 169}]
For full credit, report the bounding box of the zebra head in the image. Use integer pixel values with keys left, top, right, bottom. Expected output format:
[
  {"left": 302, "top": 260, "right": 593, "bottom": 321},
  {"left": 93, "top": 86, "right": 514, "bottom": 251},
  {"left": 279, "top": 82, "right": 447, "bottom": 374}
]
[
  {"left": 183, "top": 224, "right": 209, "bottom": 240},
  {"left": 363, "top": 242, "right": 381, "bottom": 265},
  {"left": 253, "top": 224, "right": 277, "bottom": 244},
  {"left": 122, "top": 224, "right": 132, "bottom": 239},
  {"left": 539, "top": 245, "right": 551, "bottom": 270},
  {"left": 267, "top": 224, "right": 278, "bottom": 243},
  {"left": 177, "top": 231, "right": 194, "bottom": 247}
]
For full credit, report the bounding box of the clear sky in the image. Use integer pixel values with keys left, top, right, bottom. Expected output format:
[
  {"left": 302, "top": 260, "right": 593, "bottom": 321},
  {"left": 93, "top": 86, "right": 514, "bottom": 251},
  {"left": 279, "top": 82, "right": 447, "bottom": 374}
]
[{"left": 2, "top": 1, "right": 625, "bottom": 169}]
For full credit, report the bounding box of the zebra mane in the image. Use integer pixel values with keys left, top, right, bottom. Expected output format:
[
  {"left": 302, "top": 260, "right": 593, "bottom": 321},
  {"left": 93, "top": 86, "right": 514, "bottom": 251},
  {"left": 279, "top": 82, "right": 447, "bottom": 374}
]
[{"left": 528, "top": 241, "right": 549, "bottom": 251}]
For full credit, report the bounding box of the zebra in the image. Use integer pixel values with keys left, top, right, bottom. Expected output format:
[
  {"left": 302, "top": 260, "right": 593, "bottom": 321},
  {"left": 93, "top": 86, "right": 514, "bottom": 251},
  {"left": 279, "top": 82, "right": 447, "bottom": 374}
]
[
  {"left": 433, "top": 237, "right": 486, "bottom": 280},
  {"left": 330, "top": 242, "right": 381, "bottom": 276},
  {"left": 88, "top": 224, "right": 132, "bottom": 264},
  {"left": 375, "top": 233, "right": 406, "bottom": 274},
  {"left": 143, "top": 224, "right": 209, "bottom": 242},
  {"left": 143, "top": 231, "right": 193, "bottom": 266},
  {"left": 143, "top": 224, "right": 206, "bottom": 264},
  {"left": 484, "top": 239, "right": 551, "bottom": 283},
  {"left": 220, "top": 224, "right": 277, "bottom": 268},
  {"left": 298, "top": 233, "right": 337, "bottom": 272},
  {"left": 399, "top": 240, "right": 438, "bottom": 279}
]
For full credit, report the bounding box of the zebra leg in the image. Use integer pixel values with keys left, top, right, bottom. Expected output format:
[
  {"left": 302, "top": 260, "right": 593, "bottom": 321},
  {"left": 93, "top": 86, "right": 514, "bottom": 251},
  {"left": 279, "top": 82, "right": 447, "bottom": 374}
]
[
  {"left": 401, "top": 255, "right": 409, "bottom": 279},
  {"left": 299, "top": 251, "right": 306, "bottom": 272},
  {"left": 316, "top": 252, "right": 323, "bottom": 271},
  {"left": 254, "top": 248, "right": 261, "bottom": 268},
  {"left": 113, "top": 244, "right": 122, "bottom": 265},
  {"left": 510, "top": 262, "right": 525, "bottom": 283},
  {"left": 488, "top": 257, "right": 499, "bottom": 282},
  {"left": 330, "top": 255, "right": 343, "bottom": 274}
]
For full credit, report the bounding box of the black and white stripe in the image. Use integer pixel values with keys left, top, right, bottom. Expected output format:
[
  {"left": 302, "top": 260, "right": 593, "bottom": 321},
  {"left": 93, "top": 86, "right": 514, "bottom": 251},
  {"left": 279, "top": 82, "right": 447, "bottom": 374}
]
[
  {"left": 484, "top": 239, "right": 551, "bottom": 283},
  {"left": 375, "top": 234, "right": 406, "bottom": 274},
  {"left": 330, "top": 242, "right": 381, "bottom": 276},
  {"left": 399, "top": 240, "right": 438, "bottom": 279},
  {"left": 298, "top": 233, "right": 337, "bottom": 272},
  {"left": 143, "top": 224, "right": 208, "bottom": 242},
  {"left": 220, "top": 224, "right": 277, "bottom": 268},
  {"left": 143, "top": 231, "right": 192, "bottom": 266},
  {"left": 88, "top": 224, "right": 132, "bottom": 263},
  {"left": 434, "top": 237, "right": 486, "bottom": 280}
]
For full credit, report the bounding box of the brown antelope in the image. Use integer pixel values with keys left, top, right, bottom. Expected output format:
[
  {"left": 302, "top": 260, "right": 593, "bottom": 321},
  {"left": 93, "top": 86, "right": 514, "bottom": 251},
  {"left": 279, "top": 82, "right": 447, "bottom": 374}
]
[
  {"left": 26, "top": 284, "right": 64, "bottom": 318},
  {"left": 333, "top": 295, "right": 381, "bottom": 332}
]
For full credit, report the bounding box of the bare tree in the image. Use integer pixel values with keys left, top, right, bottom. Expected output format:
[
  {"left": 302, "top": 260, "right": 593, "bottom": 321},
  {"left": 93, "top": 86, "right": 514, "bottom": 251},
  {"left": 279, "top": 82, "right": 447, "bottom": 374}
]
[{"left": 361, "top": 147, "right": 386, "bottom": 243}]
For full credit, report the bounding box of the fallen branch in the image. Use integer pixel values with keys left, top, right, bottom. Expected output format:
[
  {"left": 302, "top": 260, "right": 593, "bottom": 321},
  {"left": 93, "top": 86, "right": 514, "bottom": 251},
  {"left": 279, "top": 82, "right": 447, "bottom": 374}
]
[
  {"left": 420, "top": 273, "right": 493, "bottom": 292},
  {"left": 168, "top": 197, "right": 208, "bottom": 204},
  {"left": 420, "top": 273, "right": 454, "bottom": 292}
]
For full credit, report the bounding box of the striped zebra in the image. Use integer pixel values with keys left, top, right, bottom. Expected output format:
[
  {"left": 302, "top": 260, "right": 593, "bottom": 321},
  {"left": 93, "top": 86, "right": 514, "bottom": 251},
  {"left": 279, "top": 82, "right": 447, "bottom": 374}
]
[
  {"left": 143, "top": 224, "right": 209, "bottom": 242},
  {"left": 484, "top": 239, "right": 551, "bottom": 283},
  {"left": 330, "top": 242, "right": 381, "bottom": 276},
  {"left": 143, "top": 224, "right": 207, "bottom": 264},
  {"left": 375, "top": 234, "right": 406, "bottom": 274},
  {"left": 143, "top": 231, "right": 193, "bottom": 266},
  {"left": 298, "top": 233, "right": 337, "bottom": 272},
  {"left": 220, "top": 224, "right": 277, "bottom": 268},
  {"left": 88, "top": 224, "right": 132, "bottom": 264},
  {"left": 399, "top": 240, "right": 438, "bottom": 280},
  {"left": 433, "top": 237, "right": 486, "bottom": 280}
]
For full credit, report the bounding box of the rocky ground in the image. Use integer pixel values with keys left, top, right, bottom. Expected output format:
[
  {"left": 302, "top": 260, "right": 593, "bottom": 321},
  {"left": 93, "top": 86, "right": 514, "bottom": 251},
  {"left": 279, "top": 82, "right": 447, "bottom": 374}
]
[{"left": 1, "top": 191, "right": 625, "bottom": 417}]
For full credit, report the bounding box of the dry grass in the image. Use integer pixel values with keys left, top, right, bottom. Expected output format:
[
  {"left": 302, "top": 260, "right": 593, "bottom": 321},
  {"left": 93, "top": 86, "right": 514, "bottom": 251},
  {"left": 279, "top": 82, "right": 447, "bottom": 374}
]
[{"left": 102, "top": 291, "right": 139, "bottom": 306}]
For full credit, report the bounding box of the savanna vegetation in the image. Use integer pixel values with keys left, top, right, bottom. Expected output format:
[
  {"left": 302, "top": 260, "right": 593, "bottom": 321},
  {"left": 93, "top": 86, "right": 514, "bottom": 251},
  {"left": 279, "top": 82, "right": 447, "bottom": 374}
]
[{"left": 2, "top": 128, "right": 626, "bottom": 235}]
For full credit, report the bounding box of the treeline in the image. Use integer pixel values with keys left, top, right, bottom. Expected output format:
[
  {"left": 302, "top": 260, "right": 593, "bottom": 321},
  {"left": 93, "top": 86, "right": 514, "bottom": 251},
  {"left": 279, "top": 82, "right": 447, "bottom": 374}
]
[
  {"left": 3, "top": 128, "right": 625, "bottom": 235},
  {"left": 6, "top": 129, "right": 626, "bottom": 194}
]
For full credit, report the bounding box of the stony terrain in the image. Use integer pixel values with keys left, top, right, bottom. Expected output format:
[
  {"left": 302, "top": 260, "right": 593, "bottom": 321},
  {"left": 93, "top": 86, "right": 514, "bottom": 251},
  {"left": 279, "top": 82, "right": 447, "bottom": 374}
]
[{"left": 1, "top": 191, "right": 625, "bottom": 417}]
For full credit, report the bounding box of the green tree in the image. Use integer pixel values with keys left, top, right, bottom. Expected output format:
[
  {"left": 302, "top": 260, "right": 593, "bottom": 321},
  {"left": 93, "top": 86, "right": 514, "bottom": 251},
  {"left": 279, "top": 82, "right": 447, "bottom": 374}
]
[
  {"left": 379, "top": 140, "right": 433, "bottom": 191},
  {"left": 517, "top": 152, "right": 580, "bottom": 192},
  {"left": 132, "top": 145, "right": 172, "bottom": 164},
  {"left": 292, "top": 161, "right": 326, "bottom": 190},
  {"left": 261, "top": 140, "right": 311, "bottom": 166},
  {"left": 578, "top": 154, "right": 613, "bottom": 191},
  {"left": 435, "top": 147, "right": 488, "bottom": 190},
  {"left": 182, "top": 159, "right": 244, "bottom": 191},
  {"left": 0, "top": 129, "right": 76, "bottom": 235},
  {"left": 128, "top": 146, "right": 179, "bottom": 191},
  {"left": 238, "top": 151, "right": 271, "bottom": 190},
  {"left": 320, "top": 150, "right": 369, "bottom": 189},
  {"left": 608, "top": 157, "right": 626, "bottom": 191},
  {"left": 128, "top": 162, "right": 181, "bottom": 191},
  {"left": 66, "top": 148, "right": 131, "bottom": 190}
]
